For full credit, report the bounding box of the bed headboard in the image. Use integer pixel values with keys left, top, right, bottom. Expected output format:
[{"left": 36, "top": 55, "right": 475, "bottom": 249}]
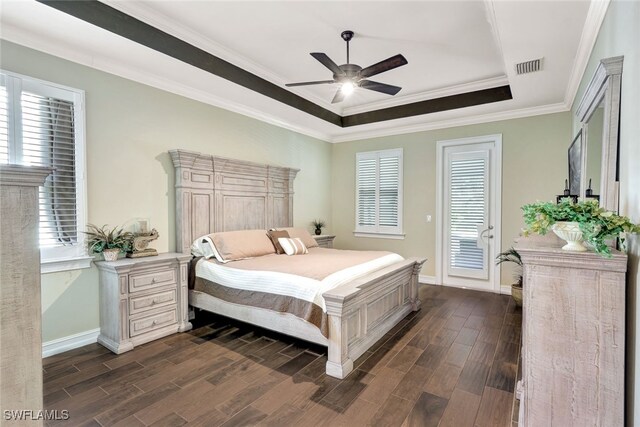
[{"left": 170, "top": 149, "right": 299, "bottom": 253}]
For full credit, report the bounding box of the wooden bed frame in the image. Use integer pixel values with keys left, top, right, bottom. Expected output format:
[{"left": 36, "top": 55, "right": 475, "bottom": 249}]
[{"left": 170, "top": 149, "right": 426, "bottom": 379}]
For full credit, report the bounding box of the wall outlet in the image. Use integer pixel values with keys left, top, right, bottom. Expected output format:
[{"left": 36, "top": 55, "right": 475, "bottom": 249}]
[{"left": 426, "top": 215, "right": 432, "bottom": 223}]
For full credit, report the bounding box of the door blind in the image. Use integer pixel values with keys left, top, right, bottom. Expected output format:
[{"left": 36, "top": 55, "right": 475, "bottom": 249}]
[{"left": 449, "top": 158, "right": 485, "bottom": 270}]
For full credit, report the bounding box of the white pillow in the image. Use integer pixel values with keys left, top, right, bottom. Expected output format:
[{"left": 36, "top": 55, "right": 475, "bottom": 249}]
[
  {"left": 277, "top": 237, "right": 309, "bottom": 256},
  {"left": 191, "top": 236, "right": 224, "bottom": 261}
]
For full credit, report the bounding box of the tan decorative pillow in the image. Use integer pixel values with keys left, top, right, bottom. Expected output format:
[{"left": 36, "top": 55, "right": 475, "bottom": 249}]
[
  {"left": 267, "top": 229, "right": 290, "bottom": 254},
  {"left": 281, "top": 227, "right": 318, "bottom": 248},
  {"left": 207, "top": 229, "right": 276, "bottom": 262},
  {"left": 278, "top": 237, "right": 309, "bottom": 256}
]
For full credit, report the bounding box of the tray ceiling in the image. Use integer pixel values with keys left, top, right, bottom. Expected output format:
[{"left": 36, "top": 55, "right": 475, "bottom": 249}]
[{"left": 0, "top": 0, "right": 598, "bottom": 142}]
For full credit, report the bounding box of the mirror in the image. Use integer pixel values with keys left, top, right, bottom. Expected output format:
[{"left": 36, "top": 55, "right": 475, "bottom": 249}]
[
  {"left": 576, "top": 56, "right": 623, "bottom": 211},
  {"left": 584, "top": 99, "right": 604, "bottom": 199}
]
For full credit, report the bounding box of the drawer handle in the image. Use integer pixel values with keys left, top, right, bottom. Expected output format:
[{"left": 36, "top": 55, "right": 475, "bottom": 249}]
[
  {"left": 152, "top": 320, "right": 157, "bottom": 326},
  {"left": 151, "top": 299, "right": 157, "bottom": 305},
  {"left": 151, "top": 278, "right": 156, "bottom": 284}
]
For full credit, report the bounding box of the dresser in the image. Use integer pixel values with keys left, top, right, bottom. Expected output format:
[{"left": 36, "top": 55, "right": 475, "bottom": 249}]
[
  {"left": 96, "top": 253, "right": 192, "bottom": 353},
  {"left": 0, "top": 165, "right": 51, "bottom": 426},
  {"left": 313, "top": 234, "right": 336, "bottom": 248},
  {"left": 515, "top": 238, "right": 626, "bottom": 426}
]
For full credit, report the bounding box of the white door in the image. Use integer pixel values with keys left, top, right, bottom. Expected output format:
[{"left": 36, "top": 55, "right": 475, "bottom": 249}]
[{"left": 437, "top": 135, "right": 501, "bottom": 292}]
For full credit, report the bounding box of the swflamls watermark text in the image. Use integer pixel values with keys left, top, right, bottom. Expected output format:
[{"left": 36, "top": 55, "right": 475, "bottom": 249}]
[{"left": 3, "top": 410, "right": 70, "bottom": 421}]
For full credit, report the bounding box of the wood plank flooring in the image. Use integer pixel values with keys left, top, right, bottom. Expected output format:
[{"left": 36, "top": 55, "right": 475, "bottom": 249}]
[{"left": 43, "top": 285, "right": 521, "bottom": 426}]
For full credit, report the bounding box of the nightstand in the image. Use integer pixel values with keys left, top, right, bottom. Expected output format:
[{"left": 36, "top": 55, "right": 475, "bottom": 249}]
[
  {"left": 313, "top": 234, "right": 336, "bottom": 248},
  {"left": 95, "top": 252, "right": 192, "bottom": 354}
]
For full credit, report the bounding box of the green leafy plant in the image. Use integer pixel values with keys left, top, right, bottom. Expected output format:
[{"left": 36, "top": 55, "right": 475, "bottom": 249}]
[
  {"left": 312, "top": 219, "right": 326, "bottom": 230},
  {"left": 495, "top": 247, "right": 523, "bottom": 286},
  {"left": 522, "top": 199, "right": 640, "bottom": 256},
  {"left": 85, "top": 224, "right": 133, "bottom": 254}
]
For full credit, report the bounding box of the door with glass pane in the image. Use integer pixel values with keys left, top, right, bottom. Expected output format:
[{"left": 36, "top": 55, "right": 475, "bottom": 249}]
[{"left": 439, "top": 137, "right": 501, "bottom": 292}]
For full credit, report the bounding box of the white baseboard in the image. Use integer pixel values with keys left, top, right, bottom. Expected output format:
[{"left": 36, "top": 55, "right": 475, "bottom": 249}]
[
  {"left": 42, "top": 328, "right": 100, "bottom": 358},
  {"left": 419, "top": 275, "right": 437, "bottom": 285},
  {"left": 500, "top": 284, "right": 513, "bottom": 295}
]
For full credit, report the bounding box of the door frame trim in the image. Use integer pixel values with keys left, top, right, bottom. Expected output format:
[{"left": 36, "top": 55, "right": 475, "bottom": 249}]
[{"left": 435, "top": 134, "right": 502, "bottom": 292}]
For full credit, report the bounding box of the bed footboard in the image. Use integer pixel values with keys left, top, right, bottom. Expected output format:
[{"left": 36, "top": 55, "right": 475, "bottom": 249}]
[{"left": 323, "top": 257, "right": 426, "bottom": 379}]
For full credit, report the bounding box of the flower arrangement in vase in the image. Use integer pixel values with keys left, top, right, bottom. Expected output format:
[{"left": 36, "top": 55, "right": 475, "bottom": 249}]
[
  {"left": 85, "top": 224, "right": 133, "bottom": 261},
  {"left": 311, "top": 219, "right": 326, "bottom": 236},
  {"left": 521, "top": 199, "right": 639, "bottom": 256}
]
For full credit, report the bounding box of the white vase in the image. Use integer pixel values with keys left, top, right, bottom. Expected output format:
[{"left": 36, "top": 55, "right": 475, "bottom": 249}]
[
  {"left": 552, "top": 221, "right": 587, "bottom": 252},
  {"left": 102, "top": 248, "right": 120, "bottom": 261}
]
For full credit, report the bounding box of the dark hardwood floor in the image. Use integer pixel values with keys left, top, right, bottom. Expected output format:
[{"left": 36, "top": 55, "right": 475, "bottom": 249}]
[{"left": 43, "top": 285, "right": 522, "bottom": 426}]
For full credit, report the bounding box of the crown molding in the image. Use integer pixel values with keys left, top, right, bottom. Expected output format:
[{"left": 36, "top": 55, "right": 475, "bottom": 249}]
[
  {"left": 102, "top": 0, "right": 341, "bottom": 115},
  {"left": 330, "top": 102, "right": 569, "bottom": 143},
  {"left": 0, "top": 24, "right": 333, "bottom": 142},
  {"left": 564, "top": 0, "right": 610, "bottom": 109},
  {"left": 342, "top": 75, "right": 509, "bottom": 116}
]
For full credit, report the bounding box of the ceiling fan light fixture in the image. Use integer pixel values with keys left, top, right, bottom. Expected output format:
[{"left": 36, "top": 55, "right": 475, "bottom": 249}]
[{"left": 340, "top": 81, "right": 355, "bottom": 96}]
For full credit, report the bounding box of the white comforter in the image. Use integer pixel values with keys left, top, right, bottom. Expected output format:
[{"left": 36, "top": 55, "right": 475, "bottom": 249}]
[{"left": 195, "top": 251, "right": 404, "bottom": 311}]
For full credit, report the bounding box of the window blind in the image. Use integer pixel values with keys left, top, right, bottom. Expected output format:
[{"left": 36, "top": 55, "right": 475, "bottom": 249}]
[
  {"left": 449, "top": 158, "right": 485, "bottom": 270},
  {"left": 1, "top": 75, "right": 79, "bottom": 249},
  {"left": 0, "top": 85, "right": 8, "bottom": 164},
  {"left": 23, "top": 92, "right": 78, "bottom": 247},
  {"left": 356, "top": 149, "right": 403, "bottom": 235}
]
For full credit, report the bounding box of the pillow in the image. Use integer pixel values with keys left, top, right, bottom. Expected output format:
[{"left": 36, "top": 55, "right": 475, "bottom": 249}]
[
  {"left": 281, "top": 227, "right": 318, "bottom": 248},
  {"left": 278, "top": 237, "right": 309, "bottom": 256},
  {"left": 209, "top": 229, "right": 276, "bottom": 262},
  {"left": 267, "top": 229, "right": 290, "bottom": 254},
  {"left": 191, "top": 237, "right": 218, "bottom": 260}
]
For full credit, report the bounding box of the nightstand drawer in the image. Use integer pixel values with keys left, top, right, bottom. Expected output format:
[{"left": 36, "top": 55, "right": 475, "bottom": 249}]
[
  {"left": 129, "top": 288, "right": 177, "bottom": 315},
  {"left": 129, "top": 269, "right": 176, "bottom": 293},
  {"left": 129, "top": 308, "right": 178, "bottom": 337}
]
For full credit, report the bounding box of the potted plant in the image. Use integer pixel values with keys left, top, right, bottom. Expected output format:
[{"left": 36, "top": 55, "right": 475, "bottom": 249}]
[
  {"left": 522, "top": 199, "right": 639, "bottom": 256},
  {"left": 85, "top": 224, "right": 133, "bottom": 261},
  {"left": 496, "top": 248, "right": 523, "bottom": 307},
  {"left": 312, "top": 219, "right": 326, "bottom": 236}
]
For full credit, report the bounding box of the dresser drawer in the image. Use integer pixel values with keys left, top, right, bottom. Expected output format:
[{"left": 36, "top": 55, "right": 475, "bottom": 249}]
[
  {"left": 129, "top": 308, "right": 177, "bottom": 337},
  {"left": 129, "top": 288, "right": 177, "bottom": 315},
  {"left": 129, "top": 268, "right": 176, "bottom": 293}
]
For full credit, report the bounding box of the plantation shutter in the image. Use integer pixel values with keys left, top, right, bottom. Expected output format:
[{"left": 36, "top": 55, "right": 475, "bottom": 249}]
[
  {"left": 448, "top": 157, "right": 486, "bottom": 270},
  {"left": 22, "top": 91, "right": 78, "bottom": 247},
  {"left": 0, "top": 84, "right": 8, "bottom": 164},
  {"left": 355, "top": 149, "right": 403, "bottom": 235},
  {"left": 0, "top": 73, "right": 80, "bottom": 250}
]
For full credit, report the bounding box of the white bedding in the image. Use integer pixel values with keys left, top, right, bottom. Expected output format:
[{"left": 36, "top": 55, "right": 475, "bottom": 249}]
[{"left": 195, "top": 250, "right": 404, "bottom": 311}]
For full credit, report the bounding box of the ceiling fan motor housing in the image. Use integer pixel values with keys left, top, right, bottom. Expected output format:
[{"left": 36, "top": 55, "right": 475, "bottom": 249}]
[{"left": 335, "top": 64, "right": 362, "bottom": 82}]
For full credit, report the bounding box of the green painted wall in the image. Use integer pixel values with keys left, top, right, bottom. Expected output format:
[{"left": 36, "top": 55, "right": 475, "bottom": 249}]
[
  {"left": 330, "top": 112, "right": 573, "bottom": 286},
  {"left": 571, "top": 1, "right": 640, "bottom": 424},
  {"left": 0, "top": 40, "right": 333, "bottom": 342}
]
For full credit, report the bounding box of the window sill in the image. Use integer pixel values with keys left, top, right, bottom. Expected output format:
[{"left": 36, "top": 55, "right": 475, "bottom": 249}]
[
  {"left": 41, "top": 255, "right": 94, "bottom": 274},
  {"left": 353, "top": 231, "right": 405, "bottom": 240}
]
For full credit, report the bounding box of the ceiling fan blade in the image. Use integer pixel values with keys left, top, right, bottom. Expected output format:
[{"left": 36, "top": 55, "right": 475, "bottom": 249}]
[
  {"left": 310, "top": 53, "right": 345, "bottom": 76},
  {"left": 285, "top": 80, "right": 335, "bottom": 87},
  {"left": 359, "top": 80, "right": 402, "bottom": 96},
  {"left": 331, "top": 89, "right": 345, "bottom": 104},
  {"left": 359, "top": 54, "right": 408, "bottom": 79}
]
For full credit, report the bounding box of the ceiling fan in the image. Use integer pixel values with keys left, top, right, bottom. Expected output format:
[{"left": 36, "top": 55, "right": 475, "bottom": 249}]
[{"left": 286, "top": 30, "right": 408, "bottom": 104}]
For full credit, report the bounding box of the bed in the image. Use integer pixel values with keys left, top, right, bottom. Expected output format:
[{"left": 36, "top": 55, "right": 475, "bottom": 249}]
[{"left": 170, "top": 149, "right": 426, "bottom": 379}]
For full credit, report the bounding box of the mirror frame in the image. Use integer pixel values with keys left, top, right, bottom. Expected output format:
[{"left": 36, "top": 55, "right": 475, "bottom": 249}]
[{"left": 575, "top": 56, "right": 623, "bottom": 212}]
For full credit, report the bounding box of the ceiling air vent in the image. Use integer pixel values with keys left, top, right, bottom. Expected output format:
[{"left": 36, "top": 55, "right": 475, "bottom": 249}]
[{"left": 515, "top": 58, "right": 543, "bottom": 75}]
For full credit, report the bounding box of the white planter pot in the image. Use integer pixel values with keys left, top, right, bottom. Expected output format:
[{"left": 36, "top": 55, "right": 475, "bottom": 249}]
[
  {"left": 102, "top": 248, "right": 120, "bottom": 261},
  {"left": 552, "top": 221, "right": 587, "bottom": 252}
]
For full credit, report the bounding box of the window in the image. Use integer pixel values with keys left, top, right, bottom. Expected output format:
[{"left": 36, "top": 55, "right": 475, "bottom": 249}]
[
  {"left": 1, "top": 71, "right": 90, "bottom": 273},
  {"left": 355, "top": 148, "right": 404, "bottom": 238}
]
